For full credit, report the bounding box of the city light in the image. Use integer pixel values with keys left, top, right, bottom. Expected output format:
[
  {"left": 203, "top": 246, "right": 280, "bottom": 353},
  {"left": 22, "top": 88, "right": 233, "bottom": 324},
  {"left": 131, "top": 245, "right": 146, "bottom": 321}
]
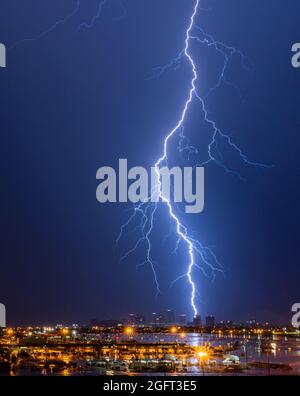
[
  {"left": 124, "top": 327, "right": 134, "bottom": 335},
  {"left": 198, "top": 351, "right": 208, "bottom": 359},
  {"left": 0, "top": 323, "right": 296, "bottom": 376}
]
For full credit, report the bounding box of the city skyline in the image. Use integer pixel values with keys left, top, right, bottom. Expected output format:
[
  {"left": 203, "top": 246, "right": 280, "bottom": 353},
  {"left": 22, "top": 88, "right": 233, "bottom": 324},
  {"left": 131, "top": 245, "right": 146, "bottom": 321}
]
[
  {"left": 2, "top": 307, "right": 293, "bottom": 328},
  {"left": 0, "top": 0, "right": 299, "bottom": 328}
]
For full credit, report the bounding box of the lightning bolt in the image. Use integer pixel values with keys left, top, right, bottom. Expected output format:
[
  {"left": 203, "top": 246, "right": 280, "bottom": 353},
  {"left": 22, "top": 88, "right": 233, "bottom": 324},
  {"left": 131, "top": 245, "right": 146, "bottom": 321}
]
[
  {"left": 152, "top": 0, "right": 200, "bottom": 316},
  {"left": 8, "top": 0, "right": 270, "bottom": 318},
  {"left": 77, "top": 0, "right": 108, "bottom": 31},
  {"left": 10, "top": 0, "right": 81, "bottom": 49},
  {"left": 117, "top": 0, "right": 271, "bottom": 319},
  {"left": 10, "top": 0, "right": 119, "bottom": 49}
]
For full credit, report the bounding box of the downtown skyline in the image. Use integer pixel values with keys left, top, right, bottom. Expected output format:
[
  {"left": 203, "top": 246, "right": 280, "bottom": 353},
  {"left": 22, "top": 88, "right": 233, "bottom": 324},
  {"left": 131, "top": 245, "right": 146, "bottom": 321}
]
[{"left": 0, "top": 0, "right": 299, "bottom": 328}]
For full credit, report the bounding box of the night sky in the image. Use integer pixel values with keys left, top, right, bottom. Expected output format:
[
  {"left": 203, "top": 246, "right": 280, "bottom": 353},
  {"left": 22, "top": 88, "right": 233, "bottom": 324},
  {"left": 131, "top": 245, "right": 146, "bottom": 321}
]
[{"left": 0, "top": 0, "right": 299, "bottom": 326}]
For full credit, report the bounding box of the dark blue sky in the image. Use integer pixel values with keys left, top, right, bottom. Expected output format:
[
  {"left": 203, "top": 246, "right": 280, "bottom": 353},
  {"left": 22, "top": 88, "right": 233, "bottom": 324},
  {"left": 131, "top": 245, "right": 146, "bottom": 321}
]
[{"left": 0, "top": 0, "right": 299, "bottom": 326}]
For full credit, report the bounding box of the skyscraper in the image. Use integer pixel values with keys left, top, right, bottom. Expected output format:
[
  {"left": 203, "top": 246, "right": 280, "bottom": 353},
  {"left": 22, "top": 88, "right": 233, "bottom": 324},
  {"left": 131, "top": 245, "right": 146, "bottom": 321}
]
[
  {"left": 151, "top": 312, "right": 165, "bottom": 326},
  {"left": 178, "top": 314, "right": 187, "bottom": 325},
  {"left": 193, "top": 314, "right": 201, "bottom": 326},
  {"left": 205, "top": 315, "right": 215, "bottom": 328},
  {"left": 128, "top": 313, "right": 144, "bottom": 326},
  {"left": 166, "top": 309, "right": 175, "bottom": 324}
]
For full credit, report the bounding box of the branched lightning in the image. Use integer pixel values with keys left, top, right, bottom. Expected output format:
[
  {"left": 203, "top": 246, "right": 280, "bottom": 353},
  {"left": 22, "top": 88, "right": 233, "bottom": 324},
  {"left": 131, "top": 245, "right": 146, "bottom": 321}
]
[
  {"left": 10, "top": 0, "right": 271, "bottom": 318},
  {"left": 150, "top": 50, "right": 184, "bottom": 80},
  {"left": 191, "top": 24, "right": 250, "bottom": 100},
  {"left": 117, "top": 0, "right": 271, "bottom": 318},
  {"left": 151, "top": 0, "right": 201, "bottom": 315},
  {"left": 77, "top": 0, "right": 108, "bottom": 31},
  {"left": 10, "top": 0, "right": 81, "bottom": 49},
  {"left": 10, "top": 0, "right": 118, "bottom": 49}
]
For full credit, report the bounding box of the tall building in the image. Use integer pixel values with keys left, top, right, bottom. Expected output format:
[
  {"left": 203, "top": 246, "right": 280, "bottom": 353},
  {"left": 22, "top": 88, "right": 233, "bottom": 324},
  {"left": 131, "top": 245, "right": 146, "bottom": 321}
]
[
  {"left": 193, "top": 314, "right": 202, "bottom": 326},
  {"left": 166, "top": 309, "right": 175, "bottom": 324},
  {"left": 152, "top": 312, "right": 165, "bottom": 326},
  {"left": 205, "top": 315, "right": 215, "bottom": 328},
  {"left": 178, "top": 314, "right": 187, "bottom": 325},
  {"left": 219, "top": 320, "right": 233, "bottom": 329},
  {"left": 128, "top": 313, "right": 144, "bottom": 326}
]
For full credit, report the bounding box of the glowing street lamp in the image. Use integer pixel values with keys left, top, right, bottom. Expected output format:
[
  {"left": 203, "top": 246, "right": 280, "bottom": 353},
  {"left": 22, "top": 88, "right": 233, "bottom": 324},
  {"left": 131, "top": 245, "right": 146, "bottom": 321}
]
[
  {"left": 124, "top": 327, "right": 134, "bottom": 335},
  {"left": 198, "top": 350, "right": 208, "bottom": 376},
  {"left": 62, "top": 328, "right": 69, "bottom": 336},
  {"left": 198, "top": 351, "right": 208, "bottom": 359}
]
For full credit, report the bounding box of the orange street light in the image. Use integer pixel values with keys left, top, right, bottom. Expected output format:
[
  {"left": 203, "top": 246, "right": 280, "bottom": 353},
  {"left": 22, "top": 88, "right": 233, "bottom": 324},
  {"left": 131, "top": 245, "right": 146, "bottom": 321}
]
[
  {"left": 198, "top": 351, "right": 208, "bottom": 359},
  {"left": 124, "top": 327, "right": 134, "bottom": 335}
]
